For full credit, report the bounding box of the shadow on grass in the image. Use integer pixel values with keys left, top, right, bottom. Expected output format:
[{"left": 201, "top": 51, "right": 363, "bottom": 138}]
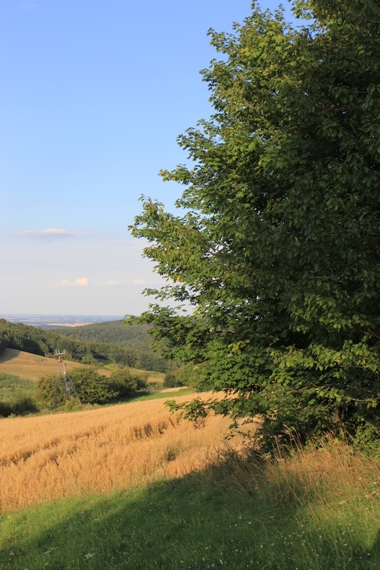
[
  {"left": 1, "top": 453, "right": 380, "bottom": 570},
  {"left": 0, "top": 349, "right": 19, "bottom": 364},
  {"left": 0, "top": 396, "right": 38, "bottom": 417}
]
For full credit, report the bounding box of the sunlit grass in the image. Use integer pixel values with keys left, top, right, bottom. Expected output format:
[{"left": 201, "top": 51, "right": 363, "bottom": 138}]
[
  {"left": 0, "top": 373, "right": 35, "bottom": 403},
  {"left": 1, "top": 437, "right": 379, "bottom": 569},
  {"left": 131, "top": 387, "right": 193, "bottom": 401},
  {"left": 0, "top": 348, "right": 90, "bottom": 381}
]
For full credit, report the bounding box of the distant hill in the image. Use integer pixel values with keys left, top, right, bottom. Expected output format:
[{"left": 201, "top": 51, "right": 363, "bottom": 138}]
[
  {"left": 0, "top": 318, "right": 91, "bottom": 359},
  {"left": 0, "top": 314, "right": 123, "bottom": 329},
  {"left": 52, "top": 320, "right": 153, "bottom": 351},
  {"left": 0, "top": 319, "right": 169, "bottom": 373},
  {"left": 51, "top": 320, "right": 168, "bottom": 372}
]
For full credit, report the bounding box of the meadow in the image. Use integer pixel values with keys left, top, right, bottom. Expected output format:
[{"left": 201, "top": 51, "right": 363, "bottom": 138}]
[
  {"left": 0, "top": 348, "right": 165, "bottom": 387},
  {"left": 0, "top": 373, "right": 35, "bottom": 403},
  {"left": 0, "top": 348, "right": 97, "bottom": 381}
]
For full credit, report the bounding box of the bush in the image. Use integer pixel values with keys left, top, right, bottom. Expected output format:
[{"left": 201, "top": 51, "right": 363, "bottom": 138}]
[
  {"left": 81, "top": 354, "right": 98, "bottom": 365},
  {"left": 0, "top": 397, "right": 38, "bottom": 417},
  {"left": 163, "top": 373, "right": 183, "bottom": 389},
  {"left": 163, "top": 363, "right": 199, "bottom": 389},
  {"left": 109, "top": 368, "right": 148, "bottom": 399},
  {"left": 36, "top": 367, "right": 117, "bottom": 407}
]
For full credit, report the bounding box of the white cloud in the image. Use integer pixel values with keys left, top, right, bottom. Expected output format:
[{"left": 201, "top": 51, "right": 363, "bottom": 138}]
[
  {"left": 133, "top": 279, "right": 146, "bottom": 285},
  {"left": 15, "top": 228, "right": 92, "bottom": 240},
  {"left": 58, "top": 277, "right": 90, "bottom": 288},
  {"left": 105, "top": 280, "right": 120, "bottom": 286}
]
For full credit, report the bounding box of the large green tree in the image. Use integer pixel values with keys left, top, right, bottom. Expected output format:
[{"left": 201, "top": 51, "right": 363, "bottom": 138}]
[{"left": 130, "top": 0, "right": 380, "bottom": 445}]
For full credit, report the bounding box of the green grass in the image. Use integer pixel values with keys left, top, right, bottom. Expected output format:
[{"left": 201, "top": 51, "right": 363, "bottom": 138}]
[
  {"left": 57, "top": 387, "right": 195, "bottom": 410},
  {"left": 130, "top": 387, "right": 194, "bottom": 402},
  {"left": 102, "top": 363, "right": 165, "bottom": 379},
  {"left": 0, "top": 373, "right": 38, "bottom": 415},
  {"left": 0, "top": 373, "right": 35, "bottom": 401},
  {"left": 1, "top": 444, "right": 380, "bottom": 570},
  {"left": 146, "top": 371, "right": 165, "bottom": 379},
  {"left": 20, "top": 388, "right": 195, "bottom": 416}
]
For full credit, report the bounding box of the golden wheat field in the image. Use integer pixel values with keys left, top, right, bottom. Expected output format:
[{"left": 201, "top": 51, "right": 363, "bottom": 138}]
[{"left": 0, "top": 393, "right": 237, "bottom": 513}]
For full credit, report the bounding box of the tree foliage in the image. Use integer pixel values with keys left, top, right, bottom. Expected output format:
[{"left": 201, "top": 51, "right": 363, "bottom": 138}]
[
  {"left": 36, "top": 368, "right": 116, "bottom": 407},
  {"left": 108, "top": 368, "right": 148, "bottom": 398},
  {"left": 36, "top": 367, "right": 148, "bottom": 408},
  {"left": 130, "top": 0, "right": 380, "bottom": 445},
  {"left": 163, "top": 363, "right": 198, "bottom": 389}
]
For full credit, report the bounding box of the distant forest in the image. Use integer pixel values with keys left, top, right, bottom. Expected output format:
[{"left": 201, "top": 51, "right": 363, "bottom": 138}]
[
  {"left": 53, "top": 320, "right": 151, "bottom": 350},
  {"left": 0, "top": 319, "right": 168, "bottom": 373}
]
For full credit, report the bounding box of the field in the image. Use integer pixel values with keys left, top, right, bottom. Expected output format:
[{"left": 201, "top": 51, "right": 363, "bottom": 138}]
[
  {"left": 0, "top": 349, "right": 165, "bottom": 386},
  {"left": 0, "top": 392, "right": 232, "bottom": 512},
  {"left": 1, "top": 405, "right": 380, "bottom": 569},
  {"left": 0, "top": 348, "right": 98, "bottom": 381},
  {"left": 1, "top": 378, "right": 380, "bottom": 569}
]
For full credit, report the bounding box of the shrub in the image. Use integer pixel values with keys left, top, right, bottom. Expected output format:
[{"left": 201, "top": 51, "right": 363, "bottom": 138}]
[
  {"left": 109, "top": 368, "right": 148, "bottom": 398},
  {"left": 0, "top": 397, "right": 38, "bottom": 417},
  {"left": 36, "top": 367, "right": 117, "bottom": 407},
  {"left": 81, "top": 354, "right": 98, "bottom": 365},
  {"left": 163, "top": 373, "right": 183, "bottom": 389}
]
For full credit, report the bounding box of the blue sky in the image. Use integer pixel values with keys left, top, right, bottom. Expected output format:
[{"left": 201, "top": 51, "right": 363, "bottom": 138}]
[{"left": 1, "top": 0, "right": 298, "bottom": 316}]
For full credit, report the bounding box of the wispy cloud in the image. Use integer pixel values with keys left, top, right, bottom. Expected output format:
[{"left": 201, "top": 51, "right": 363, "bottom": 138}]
[
  {"left": 133, "top": 279, "right": 146, "bottom": 285},
  {"left": 105, "top": 280, "right": 120, "bottom": 287},
  {"left": 58, "top": 277, "right": 90, "bottom": 288},
  {"left": 15, "top": 228, "right": 92, "bottom": 241}
]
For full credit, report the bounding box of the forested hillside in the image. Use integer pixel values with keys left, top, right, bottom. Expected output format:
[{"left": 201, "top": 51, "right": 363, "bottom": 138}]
[
  {"left": 52, "top": 320, "right": 168, "bottom": 371},
  {"left": 0, "top": 319, "right": 87, "bottom": 359},
  {"left": 52, "top": 320, "right": 152, "bottom": 351},
  {"left": 0, "top": 319, "right": 168, "bottom": 372}
]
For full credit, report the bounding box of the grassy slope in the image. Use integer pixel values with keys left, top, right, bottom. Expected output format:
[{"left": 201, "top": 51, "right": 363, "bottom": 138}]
[
  {"left": 0, "top": 350, "right": 181, "bottom": 418},
  {"left": 0, "top": 349, "right": 166, "bottom": 385},
  {"left": 131, "top": 387, "right": 193, "bottom": 401},
  {"left": 102, "top": 362, "right": 165, "bottom": 384},
  {"left": 0, "top": 373, "right": 35, "bottom": 403},
  {"left": 0, "top": 348, "right": 98, "bottom": 381},
  {"left": 0, "top": 373, "right": 37, "bottom": 416},
  {"left": 1, "top": 442, "right": 380, "bottom": 570}
]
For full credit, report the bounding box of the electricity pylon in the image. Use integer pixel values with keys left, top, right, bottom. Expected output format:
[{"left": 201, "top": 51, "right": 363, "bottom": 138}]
[{"left": 53, "top": 351, "right": 81, "bottom": 408}]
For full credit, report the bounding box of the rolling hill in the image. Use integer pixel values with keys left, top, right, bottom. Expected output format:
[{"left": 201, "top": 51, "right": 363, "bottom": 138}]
[
  {"left": 0, "top": 348, "right": 110, "bottom": 381},
  {"left": 51, "top": 319, "right": 153, "bottom": 350},
  {"left": 0, "top": 319, "right": 168, "bottom": 373}
]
